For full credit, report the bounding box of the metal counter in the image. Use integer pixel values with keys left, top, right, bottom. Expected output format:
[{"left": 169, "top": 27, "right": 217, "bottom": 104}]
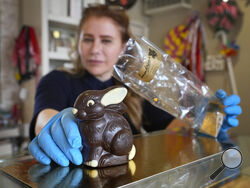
[{"left": 0, "top": 131, "right": 245, "bottom": 188}]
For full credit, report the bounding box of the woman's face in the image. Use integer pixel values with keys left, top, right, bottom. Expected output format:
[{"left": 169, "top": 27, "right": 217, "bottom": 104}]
[{"left": 80, "top": 16, "right": 124, "bottom": 81}]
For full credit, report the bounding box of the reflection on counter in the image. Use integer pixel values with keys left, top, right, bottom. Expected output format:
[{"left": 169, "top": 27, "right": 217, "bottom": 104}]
[
  {"left": 83, "top": 161, "right": 135, "bottom": 188},
  {"left": 131, "top": 131, "right": 230, "bottom": 180},
  {"left": 2, "top": 159, "right": 135, "bottom": 188},
  {"left": 1, "top": 131, "right": 240, "bottom": 187}
]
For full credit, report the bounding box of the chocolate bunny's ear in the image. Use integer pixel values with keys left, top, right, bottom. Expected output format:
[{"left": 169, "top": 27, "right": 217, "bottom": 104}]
[{"left": 101, "top": 87, "right": 127, "bottom": 106}]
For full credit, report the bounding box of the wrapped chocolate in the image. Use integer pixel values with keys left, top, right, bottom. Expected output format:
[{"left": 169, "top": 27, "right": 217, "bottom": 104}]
[
  {"left": 73, "top": 86, "right": 136, "bottom": 168},
  {"left": 113, "top": 37, "right": 224, "bottom": 137}
]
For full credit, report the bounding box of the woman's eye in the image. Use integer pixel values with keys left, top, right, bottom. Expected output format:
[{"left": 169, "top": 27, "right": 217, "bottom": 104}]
[
  {"left": 102, "top": 39, "right": 111, "bottom": 44},
  {"left": 87, "top": 100, "right": 95, "bottom": 107},
  {"left": 83, "top": 38, "right": 93, "bottom": 43}
]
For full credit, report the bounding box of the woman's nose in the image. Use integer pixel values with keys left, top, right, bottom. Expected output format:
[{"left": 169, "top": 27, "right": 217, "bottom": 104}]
[{"left": 90, "top": 40, "right": 101, "bottom": 54}]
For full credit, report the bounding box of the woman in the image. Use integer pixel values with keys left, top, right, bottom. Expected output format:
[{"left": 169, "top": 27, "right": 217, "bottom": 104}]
[{"left": 29, "top": 5, "right": 242, "bottom": 166}]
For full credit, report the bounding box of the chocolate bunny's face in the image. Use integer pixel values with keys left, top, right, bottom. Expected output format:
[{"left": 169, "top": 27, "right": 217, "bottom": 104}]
[
  {"left": 73, "top": 90, "right": 105, "bottom": 120},
  {"left": 73, "top": 86, "right": 128, "bottom": 121}
]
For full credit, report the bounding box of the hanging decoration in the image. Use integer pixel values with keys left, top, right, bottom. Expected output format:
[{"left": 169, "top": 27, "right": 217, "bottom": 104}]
[
  {"left": 164, "top": 24, "right": 190, "bottom": 64},
  {"left": 206, "top": 0, "right": 241, "bottom": 94},
  {"left": 12, "top": 25, "right": 41, "bottom": 84},
  {"left": 206, "top": 0, "right": 239, "bottom": 33},
  {"left": 164, "top": 12, "right": 206, "bottom": 81},
  {"left": 220, "top": 41, "right": 239, "bottom": 57}
]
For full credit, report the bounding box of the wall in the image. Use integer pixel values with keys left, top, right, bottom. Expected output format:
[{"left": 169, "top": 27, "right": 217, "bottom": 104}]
[
  {"left": 19, "top": 0, "right": 41, "bottom": 127},
  {"left": 147, "top": 0, "right": 250, "bottom": 135},
  {"left": 128, "top": 0, "right": 148, "bottom": 23},
  {"left": 0, "top": 0, "right": 39, "bottom": 138},
  {"left": 0, "top": 0, "right": 20, "bottom": 110},
  {"left": 128, "top": 0, "right": 149, "bottom": 38}
]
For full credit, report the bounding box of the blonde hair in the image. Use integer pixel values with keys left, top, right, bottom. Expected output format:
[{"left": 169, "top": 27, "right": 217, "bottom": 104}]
[{"left": 67, "top": 5, "right": 143, "bottom": 131}]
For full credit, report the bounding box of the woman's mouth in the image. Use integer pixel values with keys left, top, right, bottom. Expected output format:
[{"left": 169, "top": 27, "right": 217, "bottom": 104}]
[{"left": 88, "top": 60, "right": 104, "bottom": 65}]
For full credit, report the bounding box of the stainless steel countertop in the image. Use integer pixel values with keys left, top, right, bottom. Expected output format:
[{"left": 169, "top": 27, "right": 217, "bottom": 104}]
[{"left": 0, "top": 130, "right": 247, "bottom": 188}]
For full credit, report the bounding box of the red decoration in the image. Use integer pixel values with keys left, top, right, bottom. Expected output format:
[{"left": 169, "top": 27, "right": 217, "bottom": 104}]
[
  {"left": 12, "top": 26, "right": 41, "bottom": 84},
  {"left": 206, "top": 0, "right": 240, "bottom": 32}
]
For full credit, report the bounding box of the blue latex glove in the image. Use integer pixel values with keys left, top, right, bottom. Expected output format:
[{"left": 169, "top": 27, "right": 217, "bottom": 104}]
[
  {"left": 216, "top": 89, "right": 242, "bottom": 133},
  {"left": 28, "top": 108, "right": 83, "bottom": 166}
]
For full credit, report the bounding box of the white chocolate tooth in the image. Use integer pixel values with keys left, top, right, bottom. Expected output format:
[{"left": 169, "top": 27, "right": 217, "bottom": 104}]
[{"left": 72, "top": 108, "right": 78, "bottom": 115}]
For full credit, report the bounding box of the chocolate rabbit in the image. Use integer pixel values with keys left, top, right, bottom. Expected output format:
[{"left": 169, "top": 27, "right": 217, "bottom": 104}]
[{"left": 73, "top": 86, "right": 136, "bottom": 168}]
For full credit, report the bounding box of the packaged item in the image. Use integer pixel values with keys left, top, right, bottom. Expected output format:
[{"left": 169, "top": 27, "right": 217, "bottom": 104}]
[{"left": 114, "top": 37, "right": 224, "bottom": 137}]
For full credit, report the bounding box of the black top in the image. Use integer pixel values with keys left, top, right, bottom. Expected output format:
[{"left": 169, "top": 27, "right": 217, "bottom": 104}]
[{"left": 29, "top": 70, "right": 174, "bottom": 139}]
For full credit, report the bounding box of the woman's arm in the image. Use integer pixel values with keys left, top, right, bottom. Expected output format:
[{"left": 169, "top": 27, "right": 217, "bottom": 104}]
[
  {"left": 35, "top": 108, "right": 59, "bottom": 135},
  {"left": 32, "top": 71, "right": 72, "bottom": 137}
]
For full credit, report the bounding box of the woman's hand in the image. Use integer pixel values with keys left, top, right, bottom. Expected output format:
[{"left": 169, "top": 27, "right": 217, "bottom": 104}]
[
  {"left": 28, "top": 108, "right": 83, "bottom": 166},
  {"left": 216, "top": 89, "right": 242, "bottom": 133}
]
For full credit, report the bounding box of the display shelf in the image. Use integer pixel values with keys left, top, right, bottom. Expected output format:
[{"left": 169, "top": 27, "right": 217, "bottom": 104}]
[
  {"left": 49, "top": 61, "right": 74, "bottom": 72},
  {"left": 144, "top": 0, "right": 191, "bottom": 15},
  {"left": 48, "top": 51, "right": 71, "bottom": 61},
  {"left": 21, "top": 0, "right": 81, "bottom": 75},
  {"left": 41, "top": 0, "right": 80, "bottom": 75},
  {"left": 48, "top": 15, "right": 80, "bottom": 27},
  {"left": 0, "top": 127, "right": 19, "bottom": 139}
]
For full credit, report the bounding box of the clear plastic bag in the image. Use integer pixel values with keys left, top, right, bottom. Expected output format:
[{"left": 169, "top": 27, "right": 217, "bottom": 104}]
[{"left": 113, "top": 37, "right": 224, "bottom": 137}]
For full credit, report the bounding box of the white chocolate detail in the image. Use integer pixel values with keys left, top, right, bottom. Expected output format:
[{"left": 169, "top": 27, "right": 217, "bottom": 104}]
[
  {"left": 101, "top": 87, "right": 127, "bottom": 106},
  {"left": 87, "top": 100, "right": 95, "bottom": 107},
  {"left": 72, "top": 108, "right": 78, "bottom": 115},
  {"left": 84, "top": 160, "right": 98, "bottom": 167},
  {"left": 128, "top": 145, "right": 136, "bottom": 160}
]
